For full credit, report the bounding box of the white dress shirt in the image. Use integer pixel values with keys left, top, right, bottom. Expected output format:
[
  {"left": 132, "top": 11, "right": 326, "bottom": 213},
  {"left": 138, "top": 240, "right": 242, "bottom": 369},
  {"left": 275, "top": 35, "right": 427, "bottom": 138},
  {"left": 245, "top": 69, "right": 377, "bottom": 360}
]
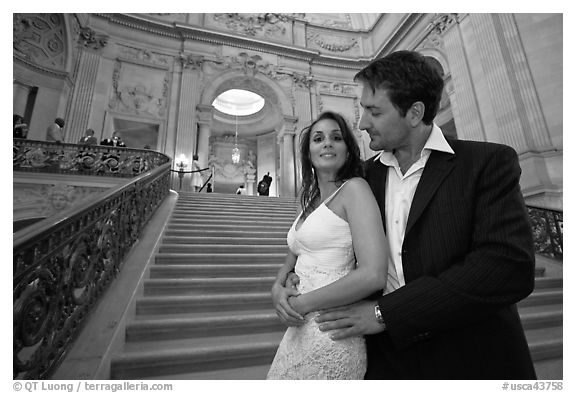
[{"left": 374, "top": 124, "right": 454, "bottom": 293}]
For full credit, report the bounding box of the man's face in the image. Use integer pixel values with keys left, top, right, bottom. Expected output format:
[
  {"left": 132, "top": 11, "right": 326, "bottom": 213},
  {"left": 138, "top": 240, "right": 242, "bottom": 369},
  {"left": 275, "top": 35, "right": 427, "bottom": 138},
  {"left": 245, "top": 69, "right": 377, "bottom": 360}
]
[{"left": 358, "top": 85, "right": 410, "bottom": 152}]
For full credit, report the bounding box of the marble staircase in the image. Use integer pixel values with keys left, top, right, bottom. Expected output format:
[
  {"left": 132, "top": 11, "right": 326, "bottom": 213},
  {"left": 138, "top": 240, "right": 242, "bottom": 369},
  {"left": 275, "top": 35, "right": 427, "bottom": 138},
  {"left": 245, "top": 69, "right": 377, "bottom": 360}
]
[{"left": 109, "top": 192, "right": 562, "bottom": 380}]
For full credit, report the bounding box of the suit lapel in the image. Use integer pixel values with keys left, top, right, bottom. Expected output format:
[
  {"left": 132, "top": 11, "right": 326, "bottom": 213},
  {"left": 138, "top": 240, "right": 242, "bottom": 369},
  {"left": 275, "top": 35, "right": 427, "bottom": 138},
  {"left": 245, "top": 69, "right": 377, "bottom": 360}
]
[
  {"left": 405, "top": 150, "right": 455, "bottom": 235},
  {"left": 366, "top": 159, "right": 388, "bottom": 235}
]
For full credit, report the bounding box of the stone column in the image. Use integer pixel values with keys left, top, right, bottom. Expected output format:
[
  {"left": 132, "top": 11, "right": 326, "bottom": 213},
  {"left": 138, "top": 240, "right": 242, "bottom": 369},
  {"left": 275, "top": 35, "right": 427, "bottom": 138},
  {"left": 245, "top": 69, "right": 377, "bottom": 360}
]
[
  {"left": 292, "top": 73, "right": 315, "bottom": 193},
  {"left": 431, "top": 14, "right": 486, "bottom": 142},
  {"left": 196, "top": 105, "right": 212, "bottom": 168},
  {"left": 65, "top": 27, "right": 108, "bottom": 144},
  {"left": 278, "top": 115, "right": 298, "bottom": 197},
  {"left": 175, "top": 55, "right": 204, "bottom": 191}
]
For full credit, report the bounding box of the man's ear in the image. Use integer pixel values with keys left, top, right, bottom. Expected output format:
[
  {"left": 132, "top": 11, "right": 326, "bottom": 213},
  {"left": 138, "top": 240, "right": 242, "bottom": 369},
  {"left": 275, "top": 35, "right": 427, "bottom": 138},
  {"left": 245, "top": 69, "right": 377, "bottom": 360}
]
[{"left": 408, "top": 102, "right": 425, "bottom": 126}]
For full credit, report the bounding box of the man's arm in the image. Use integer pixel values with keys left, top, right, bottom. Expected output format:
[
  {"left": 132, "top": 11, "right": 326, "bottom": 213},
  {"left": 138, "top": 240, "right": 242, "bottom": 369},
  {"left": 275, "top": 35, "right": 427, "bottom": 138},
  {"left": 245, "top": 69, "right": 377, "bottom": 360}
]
[{"left": 317, "top": 144, "right": 535, "bottom": 345}]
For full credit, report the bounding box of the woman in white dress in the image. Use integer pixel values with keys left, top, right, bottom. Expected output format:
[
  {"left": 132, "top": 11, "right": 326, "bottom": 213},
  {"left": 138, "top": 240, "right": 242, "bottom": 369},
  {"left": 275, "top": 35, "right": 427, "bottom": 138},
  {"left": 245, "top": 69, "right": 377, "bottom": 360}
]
[
  {"left": 190, "top": 154, "right": 203, "bottom": 192},
  {"left": 267, "top": 111, "right": 389, "bottom": 379}
]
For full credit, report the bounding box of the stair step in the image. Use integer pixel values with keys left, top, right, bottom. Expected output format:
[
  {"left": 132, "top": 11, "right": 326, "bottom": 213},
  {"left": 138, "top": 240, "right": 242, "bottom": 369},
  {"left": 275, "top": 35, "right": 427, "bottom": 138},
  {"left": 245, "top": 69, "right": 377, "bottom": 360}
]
[
  {"left": 162, "top": 236, "right": 286, "bottom": 245},
  {"left": 136, "top": 293, "right": 272, "bottom": 315},
  {"left": 158, "top": 244, "right": 288, "bottom": 254},
  {"left": 154, "top": 253, "right": 287, "bottom": 264},
  {"left": 167, "top": 222, "right": 291, "bottom": 231},
  {"left": 520, "top": 307, "right": 562, "bottom": 330},
  {"left": 140, "top": 364, "right": 271, "bottom": 380},
  {"left": 143, "top": 277, "right": 275, "bottom": 295},
  {"left": 163, "top": 229, "right": 289, "bottom": 238},
  {"left": 518, "top": 290, "right": 563, "bottom": 307},
  {"left": 534, "top": 277, "right": 563, "bottom": 290},
  {"left": 171, "top": 212, "right": 296, "bottom": 221},
  {"left": 525, "top": 326, "right": 563, "bottom": 361},
  {"left": 173, "top": 209, "right": 297, "bottom": 217},
  {"left": 126, "top": 313, "right": 282, "bottom": 342},
  {"left": 111, "top": 332, "right": 283, "bottom": 379},
  {"left": 149, "top": 264, "right": 281, "bottom": 278}
]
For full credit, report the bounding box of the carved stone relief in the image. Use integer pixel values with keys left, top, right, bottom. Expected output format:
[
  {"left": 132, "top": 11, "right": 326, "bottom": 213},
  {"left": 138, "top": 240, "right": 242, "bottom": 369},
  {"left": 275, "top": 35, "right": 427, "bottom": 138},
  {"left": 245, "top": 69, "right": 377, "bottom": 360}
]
[
  {"left": 13, "top": 13, "right": 66, "bottom": 71},
  {"left": 306, "top": 31, "right": 359, "bottom": 54},
  {"left": 77, "top": 26, "right": 108, "bottom": 51},
  {"left": 13, "top": 183, "right": 107, "bottom": 221},
  {"left": 108, "top": 59, "right": 170, "bottom": 118},
  {"left": 430, "top": 13, "right": 460, "bottom": 35},
  {"left": 211, "top": 13, "right": 291, "bottom": 41},
  {"left": 118, "top": 45, "right": 171, "bottom": 67}
]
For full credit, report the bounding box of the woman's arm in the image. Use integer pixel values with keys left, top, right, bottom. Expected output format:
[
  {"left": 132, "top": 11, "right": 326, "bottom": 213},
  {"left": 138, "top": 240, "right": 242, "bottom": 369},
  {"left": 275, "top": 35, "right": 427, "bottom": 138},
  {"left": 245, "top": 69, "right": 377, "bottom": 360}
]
[
  {"left": 271, "top": 248, "right": 305, "bottom": 325},
  {"left": 290, "top": 178, "right": 389, "bottom": 314}
]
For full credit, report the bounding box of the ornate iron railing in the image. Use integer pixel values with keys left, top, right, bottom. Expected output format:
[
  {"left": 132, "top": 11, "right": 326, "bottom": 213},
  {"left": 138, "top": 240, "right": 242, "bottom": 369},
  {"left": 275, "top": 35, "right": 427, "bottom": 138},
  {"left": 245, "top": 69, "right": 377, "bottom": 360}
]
[
  {"left": 13, "top": 162, "right": 172, "bottom": 379},
  {"left": 526, "top": 205, "right": 563, "bottom": 261},
  {"left": 13, "top": 139, "right": 170, "bottom": 177}
]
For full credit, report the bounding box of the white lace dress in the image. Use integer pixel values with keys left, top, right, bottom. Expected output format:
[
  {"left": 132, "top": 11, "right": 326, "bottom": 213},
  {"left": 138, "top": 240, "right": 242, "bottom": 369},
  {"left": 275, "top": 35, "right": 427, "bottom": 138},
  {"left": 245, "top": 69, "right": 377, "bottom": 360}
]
[{"left": 267, "top": 185, "right": 367, "bottom": 379}]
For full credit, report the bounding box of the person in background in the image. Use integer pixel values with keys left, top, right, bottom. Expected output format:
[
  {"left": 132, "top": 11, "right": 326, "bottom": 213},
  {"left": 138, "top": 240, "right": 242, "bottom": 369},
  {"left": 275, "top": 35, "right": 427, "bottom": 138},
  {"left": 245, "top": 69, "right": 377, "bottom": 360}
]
[
  {"left": 13, "top": 114, "right": 28, "bottom": 139},
  {"left": 206, "top": 183, "right": 213, "bottom": 193},
  {"left": 190, "top": 154, "right": 203, "bottom": 192},
  {"left": 100, "top": 131, "right": 126, "bottom": 147},
  {"left": 78, "top": 128, "right": 98, "bottom": 145},
  {"left": 257, "top": 172, "right": 272, "bottom": 196},
  {"left": 235, "top": 185, "right": 247, "bottom": 195},
  {"left": 46, "top": 117, "right": 65, "bottom": 143}
]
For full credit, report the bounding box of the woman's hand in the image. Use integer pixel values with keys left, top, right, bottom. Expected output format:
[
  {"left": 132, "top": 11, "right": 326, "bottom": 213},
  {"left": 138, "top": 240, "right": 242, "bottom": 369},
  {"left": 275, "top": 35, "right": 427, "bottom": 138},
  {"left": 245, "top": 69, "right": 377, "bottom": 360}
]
[
  {"left": 288, "top": 295, "right": 307, "bottom": 316},
  {"left": 271, "top": 281, "right": 305, "bottom": 326}
]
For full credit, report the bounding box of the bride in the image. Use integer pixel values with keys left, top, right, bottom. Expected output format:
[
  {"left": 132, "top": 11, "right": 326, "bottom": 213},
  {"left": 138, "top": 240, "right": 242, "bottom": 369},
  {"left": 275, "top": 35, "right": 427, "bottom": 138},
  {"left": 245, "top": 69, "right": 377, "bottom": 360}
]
[{"left": 267, "top": 112, "right": 389, "bottom": 379}]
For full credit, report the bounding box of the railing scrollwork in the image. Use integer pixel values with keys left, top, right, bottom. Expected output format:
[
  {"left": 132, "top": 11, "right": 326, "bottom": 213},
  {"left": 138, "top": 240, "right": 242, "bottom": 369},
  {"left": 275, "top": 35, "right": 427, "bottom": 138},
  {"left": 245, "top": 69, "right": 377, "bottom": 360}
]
[
  {"left": 13, "top": 159, "right": 172, "bottom": 379},
  {"left": 526, "top": 205, "right": 563, "bottom": 261}
]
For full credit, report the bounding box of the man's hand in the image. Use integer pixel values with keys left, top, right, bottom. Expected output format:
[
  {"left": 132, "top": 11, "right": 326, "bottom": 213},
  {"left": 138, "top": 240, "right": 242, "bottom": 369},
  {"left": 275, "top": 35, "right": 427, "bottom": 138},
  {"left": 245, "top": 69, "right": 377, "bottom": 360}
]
[
  {"left": 315, "top": 300, "right": 386, "bottom": 340},
  {"left": 271, "top": 280, "right": 305, "bottom": 326}
]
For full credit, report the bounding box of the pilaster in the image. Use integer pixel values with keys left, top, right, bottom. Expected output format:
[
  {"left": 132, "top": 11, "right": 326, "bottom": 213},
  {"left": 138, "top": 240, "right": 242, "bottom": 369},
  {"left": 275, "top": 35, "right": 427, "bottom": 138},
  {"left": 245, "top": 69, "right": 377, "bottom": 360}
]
[{"left": 65, "top": 27, "right": 108, "bottom": 144}]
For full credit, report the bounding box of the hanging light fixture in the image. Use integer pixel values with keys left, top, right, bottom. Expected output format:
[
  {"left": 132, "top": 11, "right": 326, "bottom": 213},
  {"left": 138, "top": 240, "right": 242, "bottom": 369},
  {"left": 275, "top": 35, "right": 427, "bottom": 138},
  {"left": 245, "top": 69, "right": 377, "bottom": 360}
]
[{"left": 231, "top": 115, "right": 240, "bottom": 164}]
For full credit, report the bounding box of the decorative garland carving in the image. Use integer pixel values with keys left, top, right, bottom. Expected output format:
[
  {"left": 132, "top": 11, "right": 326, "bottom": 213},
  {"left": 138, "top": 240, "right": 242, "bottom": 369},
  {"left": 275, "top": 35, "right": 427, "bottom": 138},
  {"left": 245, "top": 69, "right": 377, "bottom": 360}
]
[
  {"left": 212, "top": 13, "right": 290, "bottom": 38},
  {"left": 118, "top": 45, "right": 171, "bottom": 67},
  {"left": 307, "top": 32, "right": 359, "bottom": 53}
]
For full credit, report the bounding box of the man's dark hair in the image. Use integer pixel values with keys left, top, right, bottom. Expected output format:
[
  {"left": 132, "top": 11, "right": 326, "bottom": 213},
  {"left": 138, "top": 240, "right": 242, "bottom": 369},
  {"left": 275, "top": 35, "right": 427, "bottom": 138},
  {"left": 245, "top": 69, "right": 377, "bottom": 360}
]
[
  {"left": 354, "top": 50, "right": 444, "bottom": 125},
  {"left": 55, "top": 117, "right": 65, "bottom": 127}
]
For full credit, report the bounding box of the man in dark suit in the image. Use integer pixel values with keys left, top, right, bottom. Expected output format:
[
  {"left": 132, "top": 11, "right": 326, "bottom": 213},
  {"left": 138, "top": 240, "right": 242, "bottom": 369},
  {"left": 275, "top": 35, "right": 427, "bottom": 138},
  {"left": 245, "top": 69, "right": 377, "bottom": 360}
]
[{"left": 274, "top": 50, "right": 536, "bottom": 379}]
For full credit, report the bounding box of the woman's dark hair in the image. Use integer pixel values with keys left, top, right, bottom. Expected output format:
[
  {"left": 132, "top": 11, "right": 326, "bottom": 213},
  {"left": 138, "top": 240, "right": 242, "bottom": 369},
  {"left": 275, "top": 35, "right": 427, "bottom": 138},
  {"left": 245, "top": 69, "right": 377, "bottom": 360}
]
[
  {"left": 354, "top": 50, "right": 444, "bottom": 125},
  {"left": 299, "top": 111, "right": 363, "bottom": 218}
]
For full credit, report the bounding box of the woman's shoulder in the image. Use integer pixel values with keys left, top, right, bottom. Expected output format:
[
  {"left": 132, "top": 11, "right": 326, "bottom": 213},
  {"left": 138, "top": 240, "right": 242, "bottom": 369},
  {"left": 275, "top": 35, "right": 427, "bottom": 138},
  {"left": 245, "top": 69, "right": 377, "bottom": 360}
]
[{"left": 339, "top": 177, "right": 372, "bottom": 200}]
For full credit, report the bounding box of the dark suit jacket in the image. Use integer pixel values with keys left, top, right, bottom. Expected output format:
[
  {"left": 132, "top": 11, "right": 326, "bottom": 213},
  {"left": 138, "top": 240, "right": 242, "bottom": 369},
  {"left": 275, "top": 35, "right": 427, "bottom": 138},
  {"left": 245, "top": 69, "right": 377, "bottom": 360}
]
[{"left": 364, "top": 139, "right": 536, "bottom": 379}]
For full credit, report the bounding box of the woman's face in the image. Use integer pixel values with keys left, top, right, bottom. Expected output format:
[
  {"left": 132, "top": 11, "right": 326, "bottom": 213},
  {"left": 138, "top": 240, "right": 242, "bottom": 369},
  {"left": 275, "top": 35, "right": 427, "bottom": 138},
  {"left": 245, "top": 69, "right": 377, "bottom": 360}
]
[{"left": 309, "top": 118, "right": 348, "bottom": 175}]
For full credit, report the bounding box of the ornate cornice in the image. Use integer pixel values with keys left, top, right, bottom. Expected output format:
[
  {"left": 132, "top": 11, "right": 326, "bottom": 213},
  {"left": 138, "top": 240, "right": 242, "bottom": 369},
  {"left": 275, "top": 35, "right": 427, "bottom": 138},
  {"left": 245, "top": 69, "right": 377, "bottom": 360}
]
[{"left": 94, "top": 13, "right": 372, "bottom": 70}]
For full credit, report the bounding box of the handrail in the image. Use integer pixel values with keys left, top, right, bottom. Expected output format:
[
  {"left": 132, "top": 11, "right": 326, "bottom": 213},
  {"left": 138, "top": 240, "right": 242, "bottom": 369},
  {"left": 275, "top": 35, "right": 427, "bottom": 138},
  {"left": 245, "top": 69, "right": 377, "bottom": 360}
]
[
  {"left": 13, "top": 138, "right": 170, "bottom": 178},
  {"left": 525, "top": 204, "right": 563, "bottom": 261},
  {"left": 13, "top": 162, "right": 172, "bottom": 379},
  {"left": 199, "top": 172, "right": 213, "bottom": 192}
]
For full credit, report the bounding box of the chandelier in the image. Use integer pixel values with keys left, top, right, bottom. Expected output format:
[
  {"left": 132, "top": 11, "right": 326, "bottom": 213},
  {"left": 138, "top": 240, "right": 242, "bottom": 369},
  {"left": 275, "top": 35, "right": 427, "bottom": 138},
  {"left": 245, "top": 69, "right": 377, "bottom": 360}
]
[{"left": 231, "top": 115, "right": 240, "bottom": 164}]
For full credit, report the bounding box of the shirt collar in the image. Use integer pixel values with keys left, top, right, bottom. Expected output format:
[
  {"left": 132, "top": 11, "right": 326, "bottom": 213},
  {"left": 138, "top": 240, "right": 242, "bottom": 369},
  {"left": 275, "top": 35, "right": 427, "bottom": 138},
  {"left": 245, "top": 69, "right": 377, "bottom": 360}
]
[{"left": 374, "top": 123, "right": 454, "bottom": 164}]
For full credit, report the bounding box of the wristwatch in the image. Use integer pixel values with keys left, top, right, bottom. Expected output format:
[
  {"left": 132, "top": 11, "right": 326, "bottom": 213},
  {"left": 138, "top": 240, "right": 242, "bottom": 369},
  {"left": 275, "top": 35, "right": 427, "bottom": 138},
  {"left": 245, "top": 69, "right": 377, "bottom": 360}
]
[{"left": 374, "top": 304, "right": 386, "bottom": 328}]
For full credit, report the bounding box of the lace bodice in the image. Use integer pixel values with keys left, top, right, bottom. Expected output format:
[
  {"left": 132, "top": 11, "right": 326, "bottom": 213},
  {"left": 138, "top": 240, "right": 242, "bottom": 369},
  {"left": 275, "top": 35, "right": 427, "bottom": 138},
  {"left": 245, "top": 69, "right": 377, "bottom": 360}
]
[{"left": 267, "top": 182, "right": 367, "bottom": 379}]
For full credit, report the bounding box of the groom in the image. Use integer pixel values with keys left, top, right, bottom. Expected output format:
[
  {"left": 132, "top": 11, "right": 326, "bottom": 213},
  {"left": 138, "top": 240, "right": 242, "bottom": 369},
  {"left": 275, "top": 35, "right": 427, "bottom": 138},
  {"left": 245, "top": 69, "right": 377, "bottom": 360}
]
[{"left": 273, "top": 50, "right": 536, "bottom": 379}]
